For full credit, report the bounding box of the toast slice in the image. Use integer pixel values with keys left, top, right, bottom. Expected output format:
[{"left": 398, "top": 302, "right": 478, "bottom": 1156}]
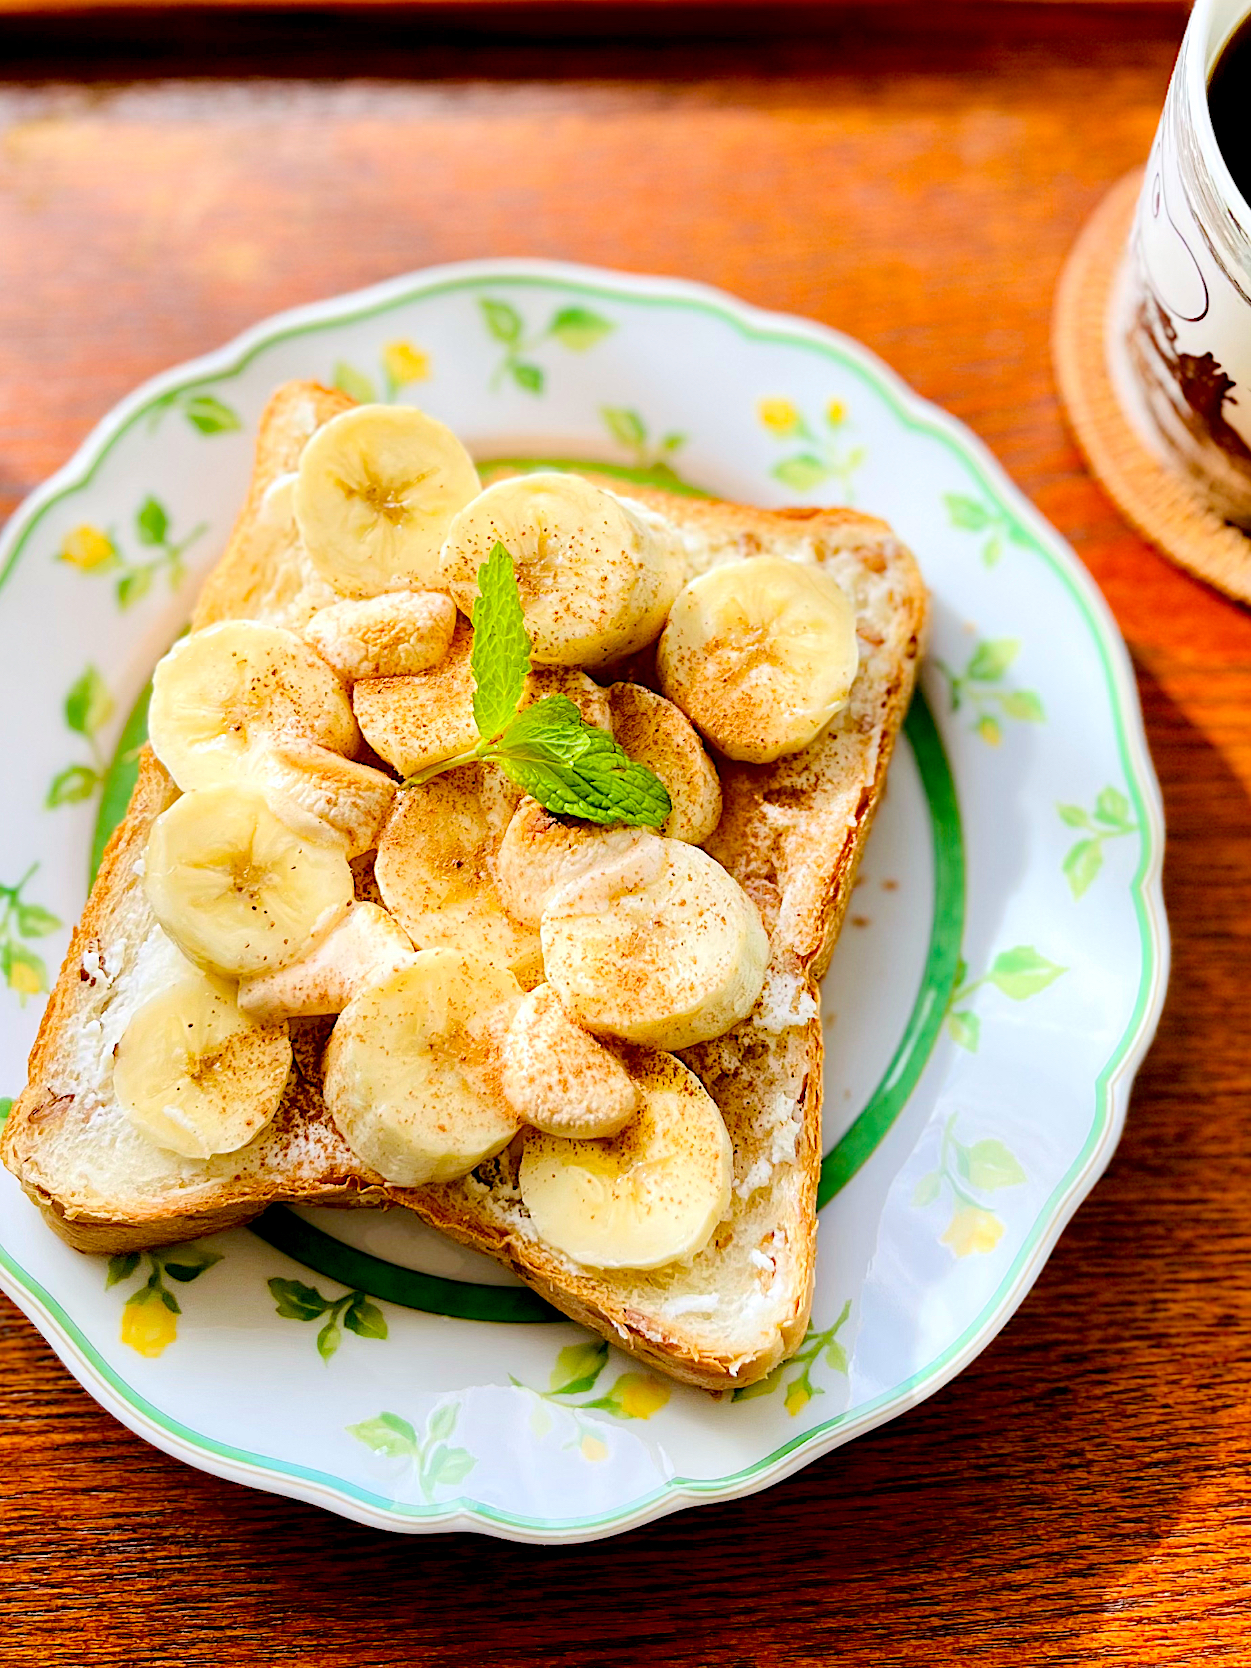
[{"left": 2, "top": 382, "right": 926, "bottom": 1389}]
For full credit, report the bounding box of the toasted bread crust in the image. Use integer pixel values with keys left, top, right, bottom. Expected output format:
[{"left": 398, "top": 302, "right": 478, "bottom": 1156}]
[{"left": 2, "top": 383, "right": 926, "bottom": 1389}]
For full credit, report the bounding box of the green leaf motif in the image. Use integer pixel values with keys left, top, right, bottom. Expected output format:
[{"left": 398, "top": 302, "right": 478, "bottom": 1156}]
[
  {"left": 46, "top": 764, "right": 98, "bottom": 807},
  {"left": 117, "top": 568, "right": 152, "bottom": 609},
  {"left": 470, "top": 541, "right": 532, "bottom": 742},
  {"left": 268, "top": 1275, "right": 330, "bottom": 1321},
  {"left": 135, "top": 496, "right": 169, "bottom": 547},
  {"left": 911, "top": 1171, "right": 942, "bottom": 1207},
  {"left": 1095, "top": 786, "right": 1132, "bottom": 828},
  {"left": 988, "top": 945, "right": 1066, "bottom": 1001},
  {"left": 106, "top": 1252, "right": 140, "bottom": 1288},
  {"left": 344, "top": 1296, "right": 388, "bottom": 1341},
  {"left": 332, "top": 361, "right": 377, "bottom": 404},
  {"left": 5, "top": 943, "right": 46, "bottom": 994},
  {"left": 661, "top": 432, "right": 685, "bottom": 453},
  {"left": 427, "top": 1402, "right": 458, "bottom": 1443},
  {"left": 429, "top": 1446, "right": 476, "bottom": 1488},
  {"left": 947, "top": 1009, "right": 980, "bottom": 1051},
  {"left": 731, "top": 1365, "right": 784, "bottom": 1402},
  {"left": 1057, "top": 804, "right": 1092, "bottom": 829},
  {"left": 548, "top": 306, "right": 613, "bottom": 352},
  {"left": 65, "top": 667, "right": 114, "bottom": 739},
  {"left": 551, "top": 1337, "right": 608, "bottom": 1396},
  {"left": 964, "top": 1138, "right": 1026, "bottom": 1191},
  {"left": 161, "top": 1246, "right": 223, "bottom": 1283},
  {"left": 967, "top": 639, "right": 1018, "bottom": 683},
  {"left": 601, "top": 405, "right": 647, "bottom": 450},
  {"left": 1001, "top": 690, "right": 1044, "bottom": 722},
  {"left": 348, "top": 1414, "right": 416, "bottom": 1458},
  {"left": 773, "top": 454, "right": 830, "bottom": 493},
  {"left": 317, "top": 1318, "right": 342, "bottom": 1362},
  {"left": 824, "top": 1339, "right": 849, "bottom": 1374},
  {"left": 480, "top": 298, "right": 523, "bottom": 345},
  {"left": 0, "top": 1099, "right": 11, "bottom": 1123},
  {"left": 16, "top": 902, "right": 60, "bottom": 938},
  {"left": 1063, "top": 838, "right": 1103, "bottom": 899},
  {"left": 184, "top": 394, "right": 242, "bottom": 436},
  {"left": 511, "top": 362, "right": 544, "bottom": 394},
  {"left": 496, "top": 697, "right": 672, "bottom": 826},
  {"left": 945, "top": 493, "right": 992, "bottom": 531},
  {"left": 983, "top": 532, "right": 1004, "bottom": 568}
]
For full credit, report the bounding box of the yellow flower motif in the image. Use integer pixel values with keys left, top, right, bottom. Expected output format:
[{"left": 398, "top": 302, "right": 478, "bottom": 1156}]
[
  {"left": 580, "top": 1433, "right": 608, "bottom": 1463},
  {"left": 7, "top": 959, "right": 42, "bottom": 998},
  {"left": 941, "top": 1204, "right": 1004, "bottom": 1258},
  {"left": 59, "top": 524, "right": 115, "bottom": 571},
  {"left": 784, "top": 1379, "right": 812, "bottom": 1417},
  {"left": 826, "top": 399, "right": 846, "bottom": 427},
  {"left": 758, "top": 397, "right": 800, "bottom": 436},
  {"left": 383, "top": 340, "right": 431, "bottom": 387},
  {"left": 614, "top": 1374, "right": 671, "bottom": 1420},
  {"left": 121, "top": 1287, "right": 177, "bottom": 1358}
]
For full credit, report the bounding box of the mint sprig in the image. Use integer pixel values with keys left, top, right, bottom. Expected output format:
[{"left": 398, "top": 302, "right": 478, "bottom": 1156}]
[{"left": 404, "top": 543, "right": 671, "bottom": 829}]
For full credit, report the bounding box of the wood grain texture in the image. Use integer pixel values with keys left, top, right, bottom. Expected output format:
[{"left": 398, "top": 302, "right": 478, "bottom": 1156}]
[{"left": 4, "top": 5, "right": 1251, "bottom": 1662}]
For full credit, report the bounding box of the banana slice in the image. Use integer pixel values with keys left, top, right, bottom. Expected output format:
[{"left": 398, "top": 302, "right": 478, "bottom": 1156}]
[
  {"left": 149, "top": 620, "right": 360, "bottom": 791},
  {"left": 237, "top": 902, "right": 415, "bottom": 1023},
  {"left": 114, "top": 970, "right": 292, "bottom": 1159},
  {"left": 354, "top": 618, "right": 612, "bottom": 780},
  {"left": 294, "top": 404, "right": 481, "bottom": 599},
  {"left": 440, "top": 473, "right": 683, "bottom": 668},
  {"left": 518, "top": 1050, "right": 732, "bottom": 1270},
  {"left": 243, "top": 737, "right": 397, "bottom": 859},
  {"left": 353, "top": 617, "right": 478, "bottom": 779},
  {"left": 324, "top": 951, "right": 524, "bottom": 1186},
  {"left": 302, "top": 590, "right": 457, "bottom": 682},
  {"left": 657, "top": 557, "right": 860, "bottom": 763},
  {"left": 374, "top": 765, "right": 543, "bottom": 983},
  {"left": 607, "top": 682, "right": 722, "bottom": 845},
  {"left": 541, "top": 838, "right": 768, "bottom": 1050},
  {"left": 501, "top": 984, "right": 638, "bottom": 1138},
  {"left": 145, "top": 784, "right": 354, "bottom": 979},
  {"left": 494, "top": 795, "right": 659, "bottom": 930}
]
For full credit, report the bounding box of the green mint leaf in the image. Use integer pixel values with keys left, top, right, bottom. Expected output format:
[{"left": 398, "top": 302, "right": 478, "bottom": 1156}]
[
  {"left": 492, "top": 698, "right": 671, "bottom": 827},
  {"left": 470, "top": 542, "right": 532, "bottom": 742}
]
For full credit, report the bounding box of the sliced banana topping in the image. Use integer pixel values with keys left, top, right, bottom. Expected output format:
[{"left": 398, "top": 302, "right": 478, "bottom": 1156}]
[
  {"left": 501, "top": 984, "right": 638, "bottom": 1138},
  {"left": 294, "top": 404, "right": 481, "bottom": 599},
  {"left": 518, "top": 1050, "right": 732, "bottom": 1270},
  {"left": 607, "top": 682, "right": 722, "bottom": 845},
  {"left": 353, "top": 617, "right": 478, "bottom": 779},
  {"left": 324, "top": 951, "right": 524, "bottom": 1186},
  {"left": 242, "top": 736, "right": 397, "bottom": 860},
  {"left": 237, "top": 902, "right": 415, "bottom": 1024},
  {"left": 541, "top": 838, "right": 769, "bottom": 1050},
  {"left": 494, "top": 795, "right": 658, "bottom": 930},
  {"left": 374, "top": 766, "right": 543, "bottom": 983},
  {"left": 149, "top": 620, "right": 360, "bottom": 791},
  {"left": 354, "top": 619, "right": 613, "bottom": 781},
  {"left": 440, "top": 473, "right": 682, "bottom": 668},
  {"left": 144, "top": 784, "right": 354, "bottom": 979},
  {"left": 657, "top": 556, "right": 859, "bottom": 763},
  {"left": 114, "top": 969, "right": 292, "bottom": 1159},
  {"left": 302, "top": 590, "right": 457, "bottom": 682}
]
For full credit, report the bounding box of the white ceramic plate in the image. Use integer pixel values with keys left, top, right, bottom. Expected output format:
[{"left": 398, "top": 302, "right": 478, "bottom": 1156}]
[{"left": 0, "top": 260, "right": 1167, "bottom": 1542}]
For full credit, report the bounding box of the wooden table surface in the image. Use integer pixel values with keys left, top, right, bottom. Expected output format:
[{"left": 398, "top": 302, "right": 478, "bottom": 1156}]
[{"left": 4, "top": 4, "right": 1250, "bottom": 1661}]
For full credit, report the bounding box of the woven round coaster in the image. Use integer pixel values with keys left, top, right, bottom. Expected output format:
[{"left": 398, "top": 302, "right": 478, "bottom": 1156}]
[{"left": 1052, "top": 167, "right": 1251, "bottom": 605}]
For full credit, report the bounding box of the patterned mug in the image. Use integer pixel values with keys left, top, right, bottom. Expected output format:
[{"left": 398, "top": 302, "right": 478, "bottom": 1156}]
[{"left": 1110, "top": 0, "right": 1251, "bottom": 528}]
